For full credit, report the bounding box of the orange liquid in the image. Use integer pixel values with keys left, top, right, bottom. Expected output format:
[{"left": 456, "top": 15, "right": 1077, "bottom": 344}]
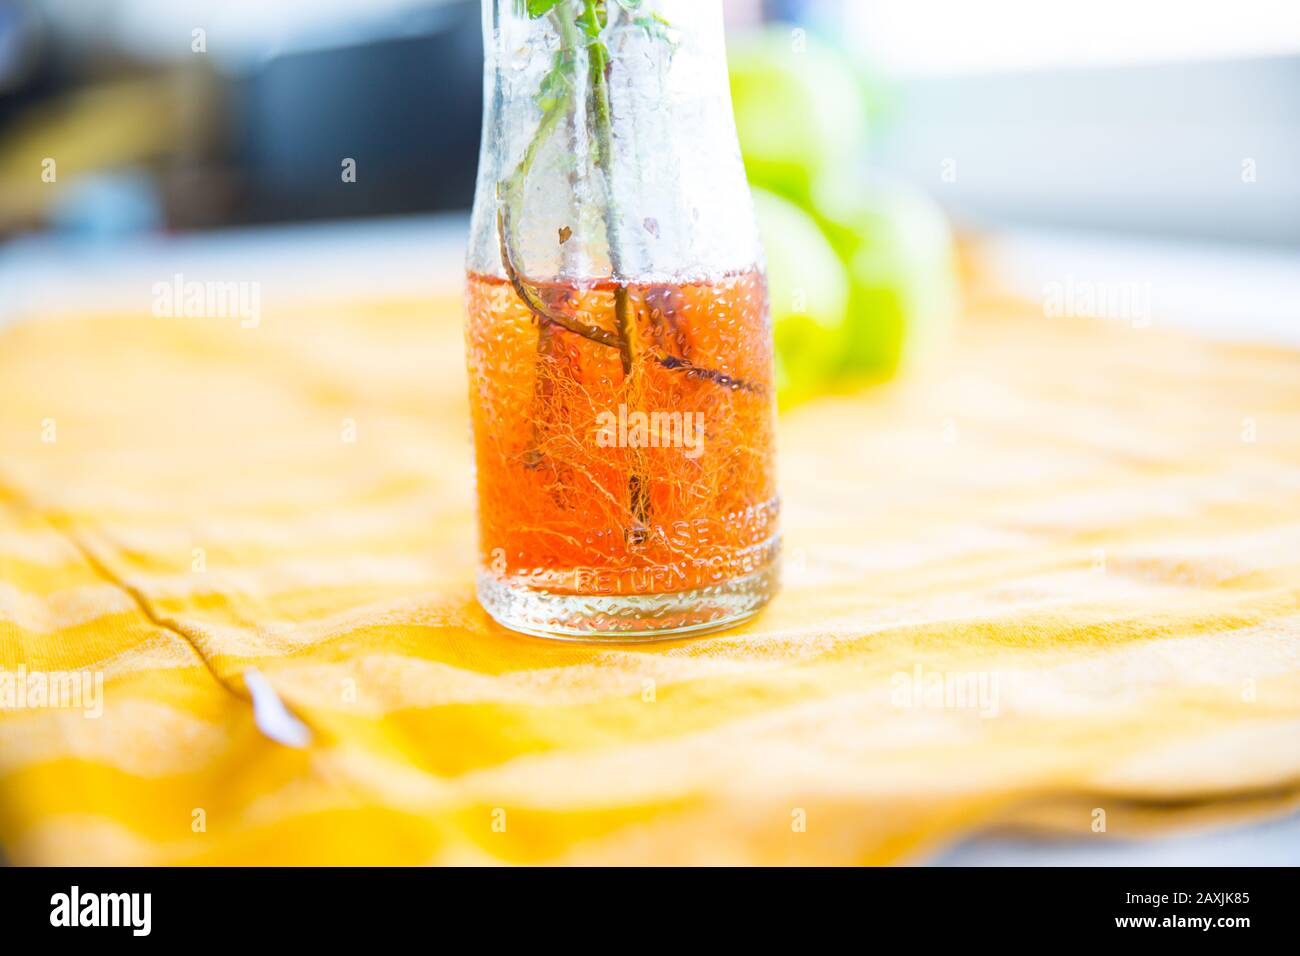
[{"left": 465, "top": 269, "right": 779, "bottom": 595}]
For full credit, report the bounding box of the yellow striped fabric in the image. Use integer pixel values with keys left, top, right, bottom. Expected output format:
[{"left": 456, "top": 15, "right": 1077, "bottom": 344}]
[{"left": 1, "top": 279, "right": 1298, "bottom": 865}]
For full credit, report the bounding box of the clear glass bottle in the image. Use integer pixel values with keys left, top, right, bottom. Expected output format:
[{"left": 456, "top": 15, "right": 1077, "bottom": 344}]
[{"left": 465, "top": 0, "right": 779, "bottom": 640}]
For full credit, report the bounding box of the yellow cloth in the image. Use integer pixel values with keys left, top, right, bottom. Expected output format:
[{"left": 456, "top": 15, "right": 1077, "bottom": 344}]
[{"left": 1, "top": 281, "right": 1298, "bottom": 865}]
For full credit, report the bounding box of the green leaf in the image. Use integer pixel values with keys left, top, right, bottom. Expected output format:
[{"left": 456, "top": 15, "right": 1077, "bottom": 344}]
[
  {"left": 534, "top": 48, "right": 576, "bottom": 112},
  {"left": 526, "top": 0, "right": 563, "bottom": 18},
  {"left": 634, "top": 12, "right": 675, "bottom": 45}
]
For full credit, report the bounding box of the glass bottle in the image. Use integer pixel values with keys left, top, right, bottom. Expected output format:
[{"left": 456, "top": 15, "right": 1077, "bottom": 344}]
[{"left": 465, "top": 0, "right": 779, "bottom": 639}]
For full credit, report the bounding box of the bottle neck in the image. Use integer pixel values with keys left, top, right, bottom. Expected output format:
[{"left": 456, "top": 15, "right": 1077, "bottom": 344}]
[{"left": 468, "top": 0, "right": 760, "bottom": 284}]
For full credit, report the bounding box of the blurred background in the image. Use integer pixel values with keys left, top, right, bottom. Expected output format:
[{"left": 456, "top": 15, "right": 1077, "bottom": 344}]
[
  {"left": 2, "top": 0, "right": 1299, "bottom": 865},
  {"left": 2, "top": 0, "right": 1297, "bottom": 401}
]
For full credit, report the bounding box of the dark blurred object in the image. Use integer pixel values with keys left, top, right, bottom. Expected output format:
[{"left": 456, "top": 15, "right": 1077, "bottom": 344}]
[
  {"left": 0, "top": 67, "right": 224, "bottom": 235},
  {"left": 0, "top": 0, "right": 483, "bottom": 235},
  {"left": 0, "top": 0, "right": 39, "bottom": 90},
  {"left": 233, "top": 0, "right": 482, "bottom": 224},
  {"left": 0, "top": 0, "right": 50, "bottom": 123}
]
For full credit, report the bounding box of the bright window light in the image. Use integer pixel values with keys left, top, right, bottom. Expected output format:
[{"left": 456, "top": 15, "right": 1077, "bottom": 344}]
[{"left": 844, "top": 0, "right": 1300, "bottom": 75}]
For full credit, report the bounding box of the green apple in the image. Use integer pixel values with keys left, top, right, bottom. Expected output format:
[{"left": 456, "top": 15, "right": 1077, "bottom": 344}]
[
  {"left": 729, "top": 29, "right": 869, "bottom": 206},
  {"left": 811, "top": 174, "right": 958, "bottom": 376},
  {"left": 750, "top": 185, "right": 849, "bottom": 406}
]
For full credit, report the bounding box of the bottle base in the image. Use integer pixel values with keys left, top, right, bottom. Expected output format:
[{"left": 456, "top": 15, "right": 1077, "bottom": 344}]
[{"left": 477, "top": 562, "right": 779, "bottom": 643}]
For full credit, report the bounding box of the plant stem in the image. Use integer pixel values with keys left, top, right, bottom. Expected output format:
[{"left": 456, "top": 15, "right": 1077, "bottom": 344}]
[
  {"left": 583, "top": 0, "right": 651, "bottom": 540},
  {"left": 495, "top": 210, "right": 619, "bottom": 348},
  {"left": 496, "top": 8, "right": 618, "bottom": 348}
]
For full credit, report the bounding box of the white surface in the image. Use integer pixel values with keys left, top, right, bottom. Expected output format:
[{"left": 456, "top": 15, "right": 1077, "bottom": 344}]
[
  {"left": 933, "top": 810, "right": 1300, "bottom": 866},
  {"left": 244, "top": 668, "right": 312, "bottom": 749},
  {"left": 0, "top": 213, "right": 469, "bottom": 329},
  {"left": 6, "top": 216, "right": 1297, "bottom": 345},
  {"left": 982, "top": 227, "right": 1300, "bottom": 346}
]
